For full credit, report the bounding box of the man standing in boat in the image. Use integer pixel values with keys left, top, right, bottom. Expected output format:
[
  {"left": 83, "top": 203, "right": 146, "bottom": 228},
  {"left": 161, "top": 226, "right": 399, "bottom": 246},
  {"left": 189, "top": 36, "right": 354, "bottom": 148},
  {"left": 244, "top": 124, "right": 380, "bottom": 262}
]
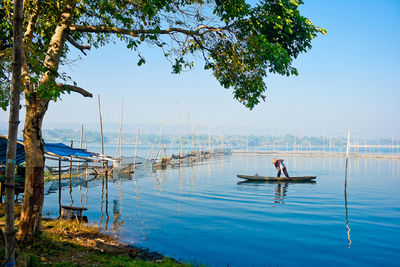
[{"left": 272, "top": 157, "right": 290, "bottom": 177}]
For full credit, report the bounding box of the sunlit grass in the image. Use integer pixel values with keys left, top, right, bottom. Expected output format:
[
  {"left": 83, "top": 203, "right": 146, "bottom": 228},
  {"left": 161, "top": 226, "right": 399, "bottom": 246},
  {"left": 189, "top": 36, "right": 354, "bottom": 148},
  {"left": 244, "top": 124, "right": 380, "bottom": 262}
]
[{"left": 0, "top": 219, "right": 199, "bottom": 266}]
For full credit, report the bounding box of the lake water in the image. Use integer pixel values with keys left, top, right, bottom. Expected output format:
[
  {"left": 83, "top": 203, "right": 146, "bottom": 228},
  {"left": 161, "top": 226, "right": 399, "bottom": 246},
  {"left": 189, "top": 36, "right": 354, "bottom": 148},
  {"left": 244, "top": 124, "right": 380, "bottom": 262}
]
[{"left": 43, "top": 154, "right": 400, "bottom": 266}]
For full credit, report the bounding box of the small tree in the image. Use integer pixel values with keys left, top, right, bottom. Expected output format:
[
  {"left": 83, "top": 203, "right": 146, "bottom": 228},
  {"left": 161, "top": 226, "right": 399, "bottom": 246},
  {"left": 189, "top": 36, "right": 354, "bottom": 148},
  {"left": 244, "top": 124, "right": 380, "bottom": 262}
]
[{"left": 0, "top": 0, "right": 325, "bottom": 240}]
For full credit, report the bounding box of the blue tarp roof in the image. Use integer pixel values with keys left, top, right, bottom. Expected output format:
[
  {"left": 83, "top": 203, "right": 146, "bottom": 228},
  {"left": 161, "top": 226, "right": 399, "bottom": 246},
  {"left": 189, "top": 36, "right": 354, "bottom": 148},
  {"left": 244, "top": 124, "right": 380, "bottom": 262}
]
[
  {"left": 0, "top": 135, "right": 110, "bottom": 164},
  {"left": 44, "top": 143, "right": 95, "bottom": 158},
  {"left": 0, "top": 136, "right": 25, "bottom": 165}
]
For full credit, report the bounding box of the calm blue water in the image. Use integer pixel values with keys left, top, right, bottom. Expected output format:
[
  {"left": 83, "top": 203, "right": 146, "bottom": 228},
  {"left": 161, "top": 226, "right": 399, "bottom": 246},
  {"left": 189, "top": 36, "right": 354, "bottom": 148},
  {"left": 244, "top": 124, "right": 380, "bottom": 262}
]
[{"left": 43, "top": 155, "right": 400, "bottom": 266}]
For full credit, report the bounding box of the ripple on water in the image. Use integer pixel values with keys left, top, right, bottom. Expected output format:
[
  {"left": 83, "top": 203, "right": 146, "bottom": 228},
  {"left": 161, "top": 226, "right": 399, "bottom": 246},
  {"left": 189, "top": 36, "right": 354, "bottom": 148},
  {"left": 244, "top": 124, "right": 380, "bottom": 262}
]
[{"left": 43, "top": 155, "right": 400, "bottom": 266}]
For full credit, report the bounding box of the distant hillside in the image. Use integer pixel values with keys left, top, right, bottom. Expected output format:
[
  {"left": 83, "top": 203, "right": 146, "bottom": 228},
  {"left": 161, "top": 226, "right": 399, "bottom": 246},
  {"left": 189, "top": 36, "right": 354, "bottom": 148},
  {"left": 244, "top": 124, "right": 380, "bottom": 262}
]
[{"left": 0, "top": 122, "right": 397, "bottom": 148}]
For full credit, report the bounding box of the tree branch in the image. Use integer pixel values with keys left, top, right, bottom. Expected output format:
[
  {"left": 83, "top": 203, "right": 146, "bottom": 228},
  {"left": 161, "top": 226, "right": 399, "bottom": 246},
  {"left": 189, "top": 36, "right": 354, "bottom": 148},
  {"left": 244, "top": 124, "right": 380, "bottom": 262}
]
[
  {"left": 69, "top": 24, "right": 197, "bottom": 36},
  {"left": 24, "top": 0, "right": 42, "bottom": 45},
  {"left": 65, "top": 35, "right": 91, "bottom": 55},
  {"left": 0, "top": 48, "right": 12, "bottom": 61},
  {"left": 0, "top": 43, "right": 12, "bottom": 51},
  {"left": 57, "top": 84, "right": 93, "bottom": 98},
  {"left": 69, "top": 24, "right": 231, "bottom": 37}
]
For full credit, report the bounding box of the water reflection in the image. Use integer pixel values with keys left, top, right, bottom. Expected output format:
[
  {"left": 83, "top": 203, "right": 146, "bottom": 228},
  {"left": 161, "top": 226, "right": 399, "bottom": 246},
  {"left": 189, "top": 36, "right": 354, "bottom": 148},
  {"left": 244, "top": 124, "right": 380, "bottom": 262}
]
[
  {"left": 69, "top": 174, "right": 73, "bottom": 206},
  {"left": 274, "top": 182, "right": 288, "bottom": 204},
  {"left": 237, "top": 180, "right": 316, "bottom": 205},
  {"left": 105, "top": 174, "right": 109, "bottom": 230},
  {"left": 99, "top": 175, "right": 104, "bottom": 228},
  {"left": 112, "top": 199, "right": 124, "bottom": 231},
  {"left": 344, "top": 158, "right": 352, "bottom": 248}
]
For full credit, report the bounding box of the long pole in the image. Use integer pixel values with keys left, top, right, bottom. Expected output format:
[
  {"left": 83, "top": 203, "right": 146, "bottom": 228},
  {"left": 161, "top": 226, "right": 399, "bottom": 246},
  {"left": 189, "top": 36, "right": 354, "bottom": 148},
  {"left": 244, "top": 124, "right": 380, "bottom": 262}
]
[
  {"left": 133, "top": 129, "right": 140, "bottom": 168},
  {"left": 116, "top": 99, "right": 124, "bottom": 159},
  {"left": 191, "top": 127, "right": 195, "bottom": 153},
  {"left": 208, "top": 126, "right": 211, "bottom": 152},
  {"left": 144, "top": 136, "right": 158, "bottom": 166},
  {"left": 69, "top": 140, "right": 73, "bottom": 177},
  {"left": 177, "top": 100, "right": 182, "bottom": 157},
  {"left": 80, "top": 124, "right": 84, "bottom": 149},
  {"left": 98, "top": 95, "right": 104, "bottom": 156},
  {"left": 346, "top": 130, "right": 351, "bottom": 158},
  {"left": 187, "top": 114, "right": 190, "bottom": 154},
  {"left": 158, "top": 122, "right": 162, "bottom": 156},
  {"left": 59, "top": 159, "right": 62, "bottom": 216}
]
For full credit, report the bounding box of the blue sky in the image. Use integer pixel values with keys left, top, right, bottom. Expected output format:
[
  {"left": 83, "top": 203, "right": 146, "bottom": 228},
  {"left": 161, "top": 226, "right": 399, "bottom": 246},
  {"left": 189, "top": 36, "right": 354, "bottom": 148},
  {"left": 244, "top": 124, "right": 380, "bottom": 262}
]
[{"left": 1, "top": 0, "right": 399, "bottom": 138}]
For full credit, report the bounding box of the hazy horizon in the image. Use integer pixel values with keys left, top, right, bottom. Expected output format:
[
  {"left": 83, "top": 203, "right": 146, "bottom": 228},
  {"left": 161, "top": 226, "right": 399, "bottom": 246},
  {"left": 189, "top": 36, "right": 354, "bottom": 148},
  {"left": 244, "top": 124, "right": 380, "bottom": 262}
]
[{"left": 1, "top": 0, "right": 399, "bottom": 139}]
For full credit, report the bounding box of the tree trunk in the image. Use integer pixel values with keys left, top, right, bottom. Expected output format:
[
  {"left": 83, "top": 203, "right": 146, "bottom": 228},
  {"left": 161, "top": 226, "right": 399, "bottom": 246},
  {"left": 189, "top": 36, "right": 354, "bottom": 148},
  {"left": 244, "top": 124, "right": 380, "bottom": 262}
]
[
  {"left": 18, "top": 99, "right": 48, "bottom": 240},
  {"left": 4, "top": 0, "right": 24, "bottom": 265},
  {"left": 18, "top": 0, "right": 77, "bottom": 240}
]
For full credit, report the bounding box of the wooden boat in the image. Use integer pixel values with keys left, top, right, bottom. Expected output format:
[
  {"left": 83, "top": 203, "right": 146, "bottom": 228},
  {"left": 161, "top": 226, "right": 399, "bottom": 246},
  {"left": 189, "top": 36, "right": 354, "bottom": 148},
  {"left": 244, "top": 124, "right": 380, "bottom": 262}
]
[
  {"left": 237, "top": 174, "right": 316, "bottom": 182},
  {"left": 237, "top": 179, "right": 316, "bottom": 185}
]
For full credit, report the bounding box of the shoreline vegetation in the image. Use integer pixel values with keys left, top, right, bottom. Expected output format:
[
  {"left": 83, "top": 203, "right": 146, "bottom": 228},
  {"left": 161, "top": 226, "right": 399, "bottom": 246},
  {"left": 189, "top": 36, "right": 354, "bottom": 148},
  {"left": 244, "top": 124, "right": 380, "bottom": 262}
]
[
  {"left": 1, "top": 128, "right": 397, "bottom": 148},
  {"left": 0, "top": 206, "right": 195, "bottom": 266}
]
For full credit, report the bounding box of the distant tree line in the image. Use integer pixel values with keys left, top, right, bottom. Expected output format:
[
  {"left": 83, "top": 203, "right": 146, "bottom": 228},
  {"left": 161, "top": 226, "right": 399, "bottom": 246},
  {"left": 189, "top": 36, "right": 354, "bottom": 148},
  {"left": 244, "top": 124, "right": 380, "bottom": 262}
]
[{"left": 30, "top": 128, "right": 397, "bottom": 148}]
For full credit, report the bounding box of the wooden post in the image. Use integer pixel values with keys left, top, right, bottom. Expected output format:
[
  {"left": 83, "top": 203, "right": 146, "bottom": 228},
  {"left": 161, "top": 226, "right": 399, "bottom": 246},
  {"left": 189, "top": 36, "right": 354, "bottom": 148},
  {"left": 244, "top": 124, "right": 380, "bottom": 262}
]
[
  {"left": 187, "top": 114, "right": 190, "bottom": 154},
  {"left": 155, "top": 145, "right": 163, "bottom": 161},
  {"left": 177, "top": 100, "right": 182, "bottom": 157},
  {"left": 78, "top": 124, "right": 84, "bottom": 173},
  {"left": 346, "top": 130, "right": 351, "bottom": 158},
  {"left": 158, "top": 123, "right": 162, "bottom": 158},
  {"left": 69, "top": 140, "right": 73, "bottom": 177},
  {"left": 69, "top": 142, "right": 73, "bottom": 207},
  {"left": 105, "top": 161, "right": 109, "bottom": 229},
  {"left": 208, "top": 126, "right": 211, "bottom": 152},
  {"left": 98, "top": 95, "right": 104, "bottom": 156},
  {"left": 80, "top": 124, "right": 84, "bottom": 149},
  {"left": 59, "top": 159, "right": 62, "bottom": 216},
  {"left": 198, "top": 134, "right": 202, "bottom": 153},
  {"left": 133, "top": 129, "right": 140, "bottom": 169},
  {"left": 191, "top": 128, "right": 195, "bottom": 153},
  {"left": 392, "top": 136, "right": 394, "bottom": 155},
  {"left": 144, "top": 136, "right": 158, "bottom": 166},
  {"left": 115, "top": 99, "right": 124, "bottom": 159}
]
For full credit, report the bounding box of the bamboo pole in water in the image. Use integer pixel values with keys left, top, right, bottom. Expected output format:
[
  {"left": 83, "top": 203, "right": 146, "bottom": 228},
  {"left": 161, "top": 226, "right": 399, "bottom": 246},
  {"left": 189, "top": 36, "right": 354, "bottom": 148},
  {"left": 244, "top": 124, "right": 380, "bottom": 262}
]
[
  {"left": 177, "top": 100, "right": 182, "bottom": 157},
  {"left": 115, "top": 99, "right": 124, "bottom": 159},
  {"left": 69, "top": 142, "right": 74, "bottom": 207},
  {"left": 80, "top": 124, "right": 84, "bottom": 149},
  {"left": 155, "top": 145, "right": 163, "bottom": 161},
  {"left": 246, "top": 134, "right": 249, "bottom": 152},
  {"left": 198, "top": 134, "right": 202, "bottom": 153},
  {"left": 144, "top": 136, "right": 158, "bottom": 166},
  {"left": 69, "top": 140, "right": 73, "bottom": 177},
  {"left": 59, "top": 159, "right": 62, "bottom": 216},
  {"left": 120, "top": 100, "right": 124, "bottom": 158},
  {"left": 98, "top": 95, "right": 104, "bottom": 157},
  {"left": 133, "top": 129, "right": 140, "bottom": 168},
  {"left": 158, "top": 123, "right": 162, "bottom": 157},
  {"left": 191, "top": 127, "right": 195, "bottom": 153},
  {"left": 187, "top": 114, "right": 190, "bottom": 154},
  {"left": 208, "top": 126, "right": 211, "bottom": 152},
  {"left": 392, "top": 136, "right": 394, "bottom": 155},
  {"left": 346, "top": 130, "right": 351, "bottom": 158}
]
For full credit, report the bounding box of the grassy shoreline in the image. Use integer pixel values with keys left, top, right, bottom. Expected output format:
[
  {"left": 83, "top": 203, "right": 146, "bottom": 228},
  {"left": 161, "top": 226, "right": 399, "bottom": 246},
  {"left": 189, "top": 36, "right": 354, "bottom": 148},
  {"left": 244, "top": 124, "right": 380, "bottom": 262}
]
[{"left": 0, "top": 206, "right": 195, "bottom": 266}]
